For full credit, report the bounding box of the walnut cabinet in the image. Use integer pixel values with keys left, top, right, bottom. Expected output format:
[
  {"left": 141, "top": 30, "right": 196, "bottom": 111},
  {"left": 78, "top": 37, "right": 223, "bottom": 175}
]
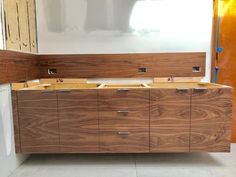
[{"left": 13, "top": 87, "right": 232, "bottom": 153}]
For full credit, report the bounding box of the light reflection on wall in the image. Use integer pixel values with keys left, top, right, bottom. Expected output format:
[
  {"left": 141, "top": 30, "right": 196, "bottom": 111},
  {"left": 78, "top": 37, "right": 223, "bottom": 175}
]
[
  {"left": 36, "top": 0, "right": 213, "bottom": 81},
  {"left": 130, "top": 0, "right": 210, "bottom": 39}
]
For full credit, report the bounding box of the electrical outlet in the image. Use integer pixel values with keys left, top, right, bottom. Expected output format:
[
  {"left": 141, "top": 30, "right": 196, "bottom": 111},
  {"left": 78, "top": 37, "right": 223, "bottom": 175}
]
[
  {"left": 138, "top": 68, "right": 147, "bottom": 73},
  {"left": 192, "top": 66, "right": 201, "bottom": 73},
  {"left": 48, "top": 68, "right": 57, "bottom": 75}
]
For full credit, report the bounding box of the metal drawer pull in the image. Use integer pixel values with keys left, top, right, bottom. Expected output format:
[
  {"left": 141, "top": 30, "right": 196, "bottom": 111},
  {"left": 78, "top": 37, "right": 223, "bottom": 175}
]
[
  {"left": 118, "top": 132, "right": 130, "bottom": 136},
  {"left": 194, "top": 87, "right": 208, "bottom": 92},
  {"left": 58, "top": 90, "right": 71, "bottom": 93},
  {"left": 41, "top": 90, "right": 54, "bottom": 93},
  {"left": 117, "top": 88, "right": 129, "bottom": 92},
  {"left": 176, "top": 88, "right": 189, "bottom": 92},
  {"left": 117, "top": 110, "right": 129, "bottom": 114}
]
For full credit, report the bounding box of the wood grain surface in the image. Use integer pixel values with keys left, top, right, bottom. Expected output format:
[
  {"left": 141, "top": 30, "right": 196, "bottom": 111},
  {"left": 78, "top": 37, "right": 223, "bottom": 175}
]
[
  {"left": 0, "top": 50, "right": 206, "bottom": 83},
  {"left": 17, "top": 91, "right": 60, "bottom": 153},
  {"left": 39, "top": 52, "right": 206, "bottom": 78},
  {"left": 11, "top": 91, "right": 21, "bottom": 153},
  {"left": 57, "top": 90, "right": 98, "bottom": 111},
  {"left": 100, "top": 127, "right": 149, "bottom": 153},
  {"left": 150, "top": 89, "right": 191, "bottom": 152},
  {"left": 99, "top": 110, "right": 149, "bottom": 128},
  {"left": 58, "top": 90, "right": 99, "bottom": 152},
  {"left": 190, "top": 88, "right": 232, "bottom": 152},
  {"left": 98, "top": 89, "right": 149, "bottom": 111},
  {"left": 13, "top": 87, "right": 233, "bottom": 153},
  {"left": 0, "top": 50, "right": 39, "bottom": 84},
  {"left": 98, "top": 89, "right": 150, "bottom": 153}
]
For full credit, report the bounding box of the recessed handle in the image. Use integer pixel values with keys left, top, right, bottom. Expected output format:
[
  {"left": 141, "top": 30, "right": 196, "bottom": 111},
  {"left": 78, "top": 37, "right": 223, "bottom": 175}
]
[
  {"left": 117, "top": 88, "right": 129, "bottom": 92},
  {"left": 194, "top": 87, "right": 208, "bottom": 92},
  {"left": 117, "top": 110, "right": 129, "bottom": 115},
  {"left": 58, "top": 90, "right": 71, "bottom": 93},
  {"left": 193, "top": 87, "right": 208, "bottom": 93},
  {"left": 41, "top": 90, "right": 54, "bottom": 93},
  {"left": 117, "top": 132, "right": 130, "bottom": 136},
  {"left": 176, "top": 88, "right": 189, "bottom": 93}
]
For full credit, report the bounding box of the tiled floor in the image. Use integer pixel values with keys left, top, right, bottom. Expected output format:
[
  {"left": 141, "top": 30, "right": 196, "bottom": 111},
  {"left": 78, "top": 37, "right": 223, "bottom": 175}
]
[{"left": 10, "top": 144, "right": 236, "bottom": 177}]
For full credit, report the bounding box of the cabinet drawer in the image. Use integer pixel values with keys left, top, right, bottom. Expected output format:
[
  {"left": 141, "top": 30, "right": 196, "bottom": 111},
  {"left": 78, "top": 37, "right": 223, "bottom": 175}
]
[
  {"left": 100, "top": 127, "right": 149, "bottom": 153},
  {"left": 99, "top": 110, "right": 149, "bottom": 128},
  {"left": 98, "top": 89, "right": 149, "bottom": 111}
]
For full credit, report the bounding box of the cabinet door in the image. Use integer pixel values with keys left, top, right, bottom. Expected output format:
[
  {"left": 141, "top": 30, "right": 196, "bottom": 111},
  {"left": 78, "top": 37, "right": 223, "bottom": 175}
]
[
  {"left": 190, "top": 88, "right": 232, "bottom": 152},
  {"left": 17, "top": 91, "right": 59, "bottom": 153},
  {"left": 150, "top": 89, "right": 191, "bottom": 152},
  {"left": 58, "top": 90, "right": 99, "bottom": 153}
]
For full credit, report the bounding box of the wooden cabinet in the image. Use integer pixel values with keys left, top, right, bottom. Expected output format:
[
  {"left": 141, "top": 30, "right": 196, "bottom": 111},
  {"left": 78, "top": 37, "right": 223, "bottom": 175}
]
[
  {"left": 57, "top": 90, "right": 99, "bottom": 152},
  {"left": 150, "top": 89, "right": 191, "bottom": 152},
  {"left": 98, "top": 89, "right": 150, "bottom": 152},
  {"left": 190, "top": 88, "right": 232, "bottom": 152},
  {"left": 13, "top": 86, "right": 232, "bottom": 154},
  {"left": 17, "top": 91, "right": 59, "bottom": 153}
]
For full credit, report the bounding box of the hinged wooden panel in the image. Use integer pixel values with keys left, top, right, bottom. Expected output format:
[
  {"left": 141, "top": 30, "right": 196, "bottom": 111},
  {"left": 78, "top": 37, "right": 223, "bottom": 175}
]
[
  {"left": 150, "top": 89, "right": 191, "bottom": 152},
  {"left": 58, "top": 90, "right": 99, "bottom": 152},
  {"left": 190, "top": 88, "right": 232, "bottom": 152},
  {"left": 17, "top": 90, "right": 60, "bottom": 153}
]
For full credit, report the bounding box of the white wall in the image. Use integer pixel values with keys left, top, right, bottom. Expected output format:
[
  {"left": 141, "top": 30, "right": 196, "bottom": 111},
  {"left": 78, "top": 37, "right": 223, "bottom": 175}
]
[
  {"left": 0, "top": 1, "right": 28, "bottom": 177},
  {"left": 0, "top": 85, "right": 28, "bottom": 177},
  {"left": 36, "top": 0, "right": 213, "bottom": 82}
]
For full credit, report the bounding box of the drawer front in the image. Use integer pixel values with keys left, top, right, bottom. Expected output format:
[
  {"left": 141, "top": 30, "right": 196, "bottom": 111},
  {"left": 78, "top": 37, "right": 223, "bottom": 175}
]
[
  {"left": 98, "top": 89, "right": 149, "bottom": 111},
  {"left": 57, "top": 90, "right": 97, "bottom": 111},
  {"left": 99, "top": 110, "right": 149, "bottom": 128},
  {"left": 100, "top": 127, "right": 149, "bottom": 153}
]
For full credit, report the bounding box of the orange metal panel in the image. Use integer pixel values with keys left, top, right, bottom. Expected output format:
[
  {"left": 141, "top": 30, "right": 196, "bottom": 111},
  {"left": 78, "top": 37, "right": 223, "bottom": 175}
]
[{"left": 212, "top": 0, "right": 236, "bottom": 142}]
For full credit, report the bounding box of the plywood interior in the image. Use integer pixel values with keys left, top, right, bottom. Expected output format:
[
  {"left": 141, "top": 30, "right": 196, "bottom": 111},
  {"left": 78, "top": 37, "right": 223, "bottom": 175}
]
[
  {"left": 12, "top": 80, "right": 229, "bottom": 91},
  {"left": 4, "top": 0, "right": 38, "bottom": 53}
]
